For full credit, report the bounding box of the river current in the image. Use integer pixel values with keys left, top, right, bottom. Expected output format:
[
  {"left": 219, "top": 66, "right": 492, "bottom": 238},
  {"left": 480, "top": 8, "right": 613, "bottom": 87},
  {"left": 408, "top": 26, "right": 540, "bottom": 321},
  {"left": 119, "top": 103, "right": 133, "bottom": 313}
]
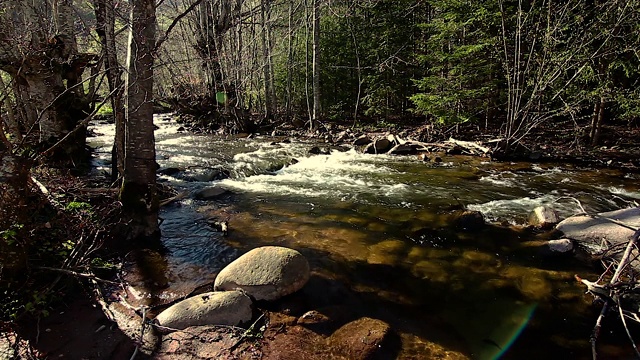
[{"left": 89, "top": 114, "right": 640, "bottom": 359}]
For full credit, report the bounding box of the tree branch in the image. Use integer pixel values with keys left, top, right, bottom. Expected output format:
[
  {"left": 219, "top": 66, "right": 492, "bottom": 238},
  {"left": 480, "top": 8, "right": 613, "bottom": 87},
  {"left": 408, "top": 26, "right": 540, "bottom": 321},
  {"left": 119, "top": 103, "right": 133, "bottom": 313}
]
[{"left": 154, "top": 0, "right": 206, "bottom": 52}]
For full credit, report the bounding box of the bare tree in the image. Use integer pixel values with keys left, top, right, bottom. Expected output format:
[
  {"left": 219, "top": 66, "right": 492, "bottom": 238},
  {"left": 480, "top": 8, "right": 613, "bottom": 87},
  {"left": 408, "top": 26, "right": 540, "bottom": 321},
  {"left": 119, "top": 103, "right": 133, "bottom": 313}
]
[
  {"left": 311, "top": 0, "right": 321, "bottom": 128},
  {"left": 120, "top": 0, "right": 159, "bottom": 240}
]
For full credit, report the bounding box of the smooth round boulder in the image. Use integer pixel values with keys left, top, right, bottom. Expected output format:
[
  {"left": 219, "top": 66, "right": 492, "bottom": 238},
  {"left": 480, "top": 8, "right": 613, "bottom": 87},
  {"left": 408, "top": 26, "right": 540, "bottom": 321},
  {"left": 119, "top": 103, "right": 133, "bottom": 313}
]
[
  {"left": 155, "top": 291, "right": 252, "bottom": 331},
  {"left": 214, "top": 246, "right": 310, "bottom": 301}
]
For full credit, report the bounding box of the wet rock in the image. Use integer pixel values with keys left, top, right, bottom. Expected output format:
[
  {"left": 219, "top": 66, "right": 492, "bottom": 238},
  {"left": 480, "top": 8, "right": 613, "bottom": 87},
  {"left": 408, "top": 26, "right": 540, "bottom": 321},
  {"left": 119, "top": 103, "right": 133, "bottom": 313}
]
[
  {"left": 181, "top": 168, "right": 231, "bottom": 182},
  {"left": 387, "top": 143, "right": 418, "bottom": 155},
  {"left": 528, "top": 206, "right": 559, "bottom": 228},
  {"left": 157, "top": 167, "right": 182, "bottom": 176},
  {"left": 297, "top": 310, "right": 331, "bottom": 327},
  {"left": 262, "top": 324, "right": 326, "bottom": 360},
  {"left": 155, "top": 291, "right": 253, "bottom": 331},
  {"left": 364, "top": 138, "right": 392, "bottom": 154},
  {"left": 353, "top": 135, "right": 372, "bottom": 146},
  {"left": 328, "top": 317, "right": 392, "bottom": 360},
  {"left": 193, "top": 186, "right": 229, "bottom": 200},
  {"left": 547, "top": 238, "right": 574, "bottom": 253},
  {"left": 450, "top": 210, "right": 485, "bottom": 231},
  {"left": 309, "top": 146, "right": 330, "bottom": 155},
  {"left": 108, "top": 302, "right": 160, "bottom": 356},
  {"left": 516, "top": 239, "right": 574, "bottom": 258},
  {"left": 214, "top": 246, "right": 310, "bottom": 301},
  {"left": 155, "top": 326, "right": 260, "bottom": 359},
  {"left": 335, "top": 130, "right": 350, "bottom": 143},
  {"left": 432, "top": 156, "right": 443, "bottom": 163}
]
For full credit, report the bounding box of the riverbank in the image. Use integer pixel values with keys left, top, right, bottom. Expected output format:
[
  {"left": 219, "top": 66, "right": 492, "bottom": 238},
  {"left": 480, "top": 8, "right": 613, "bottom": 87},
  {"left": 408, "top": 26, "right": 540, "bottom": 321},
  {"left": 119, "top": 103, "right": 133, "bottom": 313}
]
[
  {"left": 174, "top": 113, "right": 640, "bottom": 172},
  {"left": 3, "top": 114, "right": 638, "bottom": 359}
]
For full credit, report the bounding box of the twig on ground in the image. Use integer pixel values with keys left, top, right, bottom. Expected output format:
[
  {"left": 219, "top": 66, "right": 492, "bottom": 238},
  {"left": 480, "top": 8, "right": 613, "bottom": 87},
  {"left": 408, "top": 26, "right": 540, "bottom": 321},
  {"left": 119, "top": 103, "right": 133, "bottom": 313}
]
[{"left": 36, "top": 266, "right": 119, "bottom": 285}]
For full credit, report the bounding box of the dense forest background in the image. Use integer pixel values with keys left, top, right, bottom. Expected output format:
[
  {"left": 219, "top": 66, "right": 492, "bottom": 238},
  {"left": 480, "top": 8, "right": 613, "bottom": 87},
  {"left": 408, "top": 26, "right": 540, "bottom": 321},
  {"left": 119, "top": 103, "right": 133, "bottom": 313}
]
[{"left": 3, "top": 0, "right": 640, "bottom": 149}]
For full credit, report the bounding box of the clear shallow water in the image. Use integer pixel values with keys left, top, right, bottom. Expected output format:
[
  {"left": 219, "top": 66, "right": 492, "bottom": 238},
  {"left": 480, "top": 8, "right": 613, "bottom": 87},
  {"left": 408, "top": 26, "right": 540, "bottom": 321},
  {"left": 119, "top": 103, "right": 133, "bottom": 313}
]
[{"left": 89, "top": 115, "right": 640, "bottom": 359}]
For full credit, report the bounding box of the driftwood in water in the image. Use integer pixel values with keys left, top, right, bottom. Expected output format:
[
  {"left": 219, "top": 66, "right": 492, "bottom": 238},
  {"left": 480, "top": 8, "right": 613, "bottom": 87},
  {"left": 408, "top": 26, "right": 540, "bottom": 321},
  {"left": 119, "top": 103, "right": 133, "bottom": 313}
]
[{"left": 385, "top": 137, "right": 492, "bottom": 157}]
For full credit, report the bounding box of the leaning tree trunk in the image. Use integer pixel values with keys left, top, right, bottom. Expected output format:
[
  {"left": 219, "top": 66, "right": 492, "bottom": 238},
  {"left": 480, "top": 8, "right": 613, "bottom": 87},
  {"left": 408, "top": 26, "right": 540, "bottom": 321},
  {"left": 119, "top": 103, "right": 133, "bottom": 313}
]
[{"left": 120, "top": 0, "right": 159, "bottom": 241}]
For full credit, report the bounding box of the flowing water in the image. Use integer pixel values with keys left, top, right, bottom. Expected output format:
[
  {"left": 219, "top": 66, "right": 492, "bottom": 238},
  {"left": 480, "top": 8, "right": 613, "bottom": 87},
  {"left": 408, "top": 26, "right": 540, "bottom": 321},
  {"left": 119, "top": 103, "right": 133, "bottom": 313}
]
[{"left": 89, "top": 114, "right": 640, "bottom": 359}]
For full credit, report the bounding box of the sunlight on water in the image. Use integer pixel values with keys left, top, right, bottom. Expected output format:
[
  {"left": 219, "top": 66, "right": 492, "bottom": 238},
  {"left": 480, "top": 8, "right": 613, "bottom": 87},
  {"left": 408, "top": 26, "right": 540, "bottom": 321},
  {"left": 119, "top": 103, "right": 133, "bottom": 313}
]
[{"left": 88, "top": 115, "right": 640, "bottom": 359}]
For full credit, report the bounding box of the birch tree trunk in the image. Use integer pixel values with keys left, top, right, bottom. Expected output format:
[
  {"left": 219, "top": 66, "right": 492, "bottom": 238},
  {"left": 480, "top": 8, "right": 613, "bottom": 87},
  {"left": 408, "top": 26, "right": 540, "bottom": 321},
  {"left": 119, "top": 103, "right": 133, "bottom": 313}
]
[
  {"left": 311, "top": 0, "right": 321, "bottom": 128},
  {"left": 121, "top": 0, "right": 159, "bottom": 241}
]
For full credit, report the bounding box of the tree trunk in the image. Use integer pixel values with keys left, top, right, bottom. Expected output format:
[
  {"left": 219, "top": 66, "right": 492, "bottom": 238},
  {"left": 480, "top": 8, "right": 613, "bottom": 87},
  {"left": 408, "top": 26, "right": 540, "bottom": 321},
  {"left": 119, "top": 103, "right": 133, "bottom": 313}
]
[
  {"left": 1, "top": 0, "right": 89, "bottom": 163},
  {"left": 311, "top": 0, "right": 321, "bottom": 128},
  {"left": 0, "top": 73, "right": 22, "bottom": 142},
  {"left": 121, "top": 0, "right": 159, "bottom": 241},
  {"left": 286, "top": 0, "right": 294, "bottom": 120},
  {"left": 95, "top": 0, "right": 126, "bottom": 181},
  {"left": 589, "top": 97, "right": 606, "bottom": 147},
  {"left": 261, "top": 0, "right": 275, "bottom": 119}
]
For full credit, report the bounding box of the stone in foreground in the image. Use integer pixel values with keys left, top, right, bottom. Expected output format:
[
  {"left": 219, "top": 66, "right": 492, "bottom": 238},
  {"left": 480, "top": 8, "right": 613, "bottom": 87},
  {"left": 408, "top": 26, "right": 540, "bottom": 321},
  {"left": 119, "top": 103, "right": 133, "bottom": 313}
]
[
  {"left": 328, "top": 317, "right": 391, "bottom": 360},
  {"left": 214, "top": 246, "right": 310, "bottom": 301},
  {"left": 154, "top": 291, "right": 252, "bottom": 331}
]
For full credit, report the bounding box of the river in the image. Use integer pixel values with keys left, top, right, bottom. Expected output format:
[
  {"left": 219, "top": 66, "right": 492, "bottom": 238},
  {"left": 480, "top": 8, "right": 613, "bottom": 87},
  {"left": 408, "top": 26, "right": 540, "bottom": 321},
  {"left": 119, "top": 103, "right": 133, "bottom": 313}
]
[{"left": 89, "top": 114, "right": 640, "bottom": 359}]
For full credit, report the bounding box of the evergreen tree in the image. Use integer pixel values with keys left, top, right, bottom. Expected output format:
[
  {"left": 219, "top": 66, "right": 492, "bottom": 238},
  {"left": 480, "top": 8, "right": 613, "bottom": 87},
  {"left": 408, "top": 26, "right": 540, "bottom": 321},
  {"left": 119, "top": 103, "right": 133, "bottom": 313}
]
[{"left": 410, "top": 0, "right": 501, "bottom": 125}]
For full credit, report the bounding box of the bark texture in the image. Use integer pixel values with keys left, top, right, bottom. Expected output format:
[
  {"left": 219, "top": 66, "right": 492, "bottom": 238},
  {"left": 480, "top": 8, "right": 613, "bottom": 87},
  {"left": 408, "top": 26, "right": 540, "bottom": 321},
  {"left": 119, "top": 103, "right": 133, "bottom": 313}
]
[{"left": 121, "top": 0, "right": 159, "bottom": 240}]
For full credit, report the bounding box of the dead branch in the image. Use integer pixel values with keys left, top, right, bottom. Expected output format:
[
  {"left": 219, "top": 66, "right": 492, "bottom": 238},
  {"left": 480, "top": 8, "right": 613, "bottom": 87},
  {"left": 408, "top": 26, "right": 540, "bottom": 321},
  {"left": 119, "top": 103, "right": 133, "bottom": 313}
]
[
  {"left": 584, "top": 228, "right": 640, "bottom": 359},
  {"left": 446, "top": 137, "right": 492, "bottom": 154},
  {"left": 36, "top": 266, "right": 119, "bottom": 285}
]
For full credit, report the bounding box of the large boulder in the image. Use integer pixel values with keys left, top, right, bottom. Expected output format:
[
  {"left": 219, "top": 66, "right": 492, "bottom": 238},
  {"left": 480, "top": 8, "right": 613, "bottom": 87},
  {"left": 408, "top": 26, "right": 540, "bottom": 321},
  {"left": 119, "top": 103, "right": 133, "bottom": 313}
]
[
  {"left": 214, "top": 246, "right": 310, "bottom": 301},
  {"left": 556, "top": 207, "right": 640, "bottom": 249},
  {"left": 556, "top": 207, "right": 640, "bottom": 269},
  {"left": 364, "top": 138, "right": 392, "bottom": 154},
  {"left": 328, "top": 317, "right": 392, "bottom": 360},
  {"left": 154, "top": 291, "right": 253, "bottom": 331}
]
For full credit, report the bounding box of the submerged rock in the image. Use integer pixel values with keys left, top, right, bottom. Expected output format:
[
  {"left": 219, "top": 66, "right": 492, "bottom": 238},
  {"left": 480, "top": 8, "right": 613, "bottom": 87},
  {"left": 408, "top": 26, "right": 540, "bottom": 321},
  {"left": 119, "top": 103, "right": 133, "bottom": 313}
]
[
  {"left": 450, "top": 210, "right": 485, "bottom": 231},
  {"left": 214, "top": 246, "right": 310, "bottom": 301},
  {"left": 193, "top": 186, "right": 229, "bottom": 200},
  {"left": 154, "top": 291, "right": 252, "bottom": 331},
  {"left": 328, "top": 317, "right": 392, "bottom": 360},
  {"left": 155, "top": 325, "right": 260, "bottom": 359}
]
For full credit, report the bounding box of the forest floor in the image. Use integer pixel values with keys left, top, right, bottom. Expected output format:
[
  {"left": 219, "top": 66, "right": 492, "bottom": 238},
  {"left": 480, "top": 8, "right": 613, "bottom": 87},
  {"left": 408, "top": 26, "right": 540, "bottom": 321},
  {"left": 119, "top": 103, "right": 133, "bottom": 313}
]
[{"left": 2, "top": 116, "right": 639, "bottom": 359}]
